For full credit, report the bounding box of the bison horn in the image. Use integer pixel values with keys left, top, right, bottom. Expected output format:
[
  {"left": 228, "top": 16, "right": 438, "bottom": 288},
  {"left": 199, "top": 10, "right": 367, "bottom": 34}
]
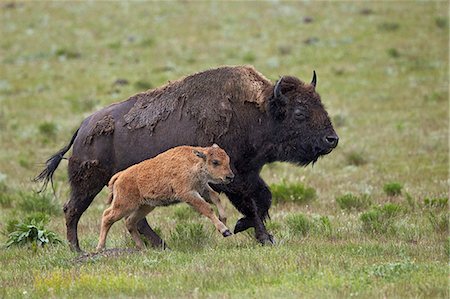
[
  {"left": 274, "top": 77, "right": 283, "bottom": 98},
  {"left": 311, "top": 70, "right": 317, "bottom": 88}
]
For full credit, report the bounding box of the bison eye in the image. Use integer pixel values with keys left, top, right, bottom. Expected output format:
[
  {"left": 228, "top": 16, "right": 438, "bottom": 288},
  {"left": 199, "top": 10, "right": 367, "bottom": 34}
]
[
  {"left": 294, "top": 109, "right": 307, "bottom": 121},
  {"left": 212, "top": 160, "right": 220, "bottom": 166}
]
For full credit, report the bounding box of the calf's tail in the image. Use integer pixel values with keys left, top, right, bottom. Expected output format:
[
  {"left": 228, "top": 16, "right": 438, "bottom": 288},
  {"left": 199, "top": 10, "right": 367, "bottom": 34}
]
[
  {"left": 106, "top": 171, "right": 122, "bottom": 205},
  {"left": 33, "top": 129, "right": 79, "bottom": 193}
]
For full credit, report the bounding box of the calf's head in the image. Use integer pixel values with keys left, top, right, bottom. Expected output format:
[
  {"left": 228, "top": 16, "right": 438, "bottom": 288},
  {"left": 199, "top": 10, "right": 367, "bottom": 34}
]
[
  {"left": 268, "top": 72, "right": 339, "bottom": 165},
  {"left": 194, "top": 144, "right": 234, "bottom": 184}
]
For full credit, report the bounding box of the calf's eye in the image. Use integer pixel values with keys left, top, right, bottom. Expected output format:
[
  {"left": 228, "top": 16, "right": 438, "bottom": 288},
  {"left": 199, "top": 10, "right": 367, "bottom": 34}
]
[{"left": 212, "top": 160, "right": 220, "bottom": 166}]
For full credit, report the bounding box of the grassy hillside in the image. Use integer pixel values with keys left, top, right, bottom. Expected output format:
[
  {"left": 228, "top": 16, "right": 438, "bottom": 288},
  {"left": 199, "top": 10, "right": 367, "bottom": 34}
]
[{"left": 0, "top": 2, "right": 448, "bottom": 298}]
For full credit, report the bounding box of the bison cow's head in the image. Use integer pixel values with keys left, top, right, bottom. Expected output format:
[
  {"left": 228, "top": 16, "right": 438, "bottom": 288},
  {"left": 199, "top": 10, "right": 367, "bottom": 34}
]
[{"left": 268, "top": 71, "right": 339, "bottom": 165}]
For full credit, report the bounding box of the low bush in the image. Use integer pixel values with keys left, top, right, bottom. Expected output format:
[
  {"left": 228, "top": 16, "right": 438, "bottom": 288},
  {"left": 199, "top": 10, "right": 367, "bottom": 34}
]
[
  {"left": 5, "top": 215, "right": 62, "bottom": 249},
  {"left": 427, "top": 212, "right": 448, "bottom": 234},
  {"left": 286, "top": 214, "right": 333, "bottom": 238},
  {"left": 383, "top": 182, "right": 403, "bottom": 196},
  {"left": 270, "top": 182, "right": 316, "bottom": 205},
  {"left": 169, "top": 222, "right": 211, "bottom": 249},
  {"left": 336, "top": 193, "right": 372, "bottom": 211},
  {"left": 423, "top": 197, "right": 448, "bottom": 209},
  {"left": 360, "top": 203, "right": 402, "bottom": 234}
]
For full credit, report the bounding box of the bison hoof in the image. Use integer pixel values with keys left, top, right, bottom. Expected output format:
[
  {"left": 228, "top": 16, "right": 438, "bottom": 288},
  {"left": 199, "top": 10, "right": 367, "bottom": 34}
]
[
  {"left": 257, "top": 233, "right": 275, "bottom": 245},
  {"left": 222, "top": 229, "right": 232, "bottom": 237}
]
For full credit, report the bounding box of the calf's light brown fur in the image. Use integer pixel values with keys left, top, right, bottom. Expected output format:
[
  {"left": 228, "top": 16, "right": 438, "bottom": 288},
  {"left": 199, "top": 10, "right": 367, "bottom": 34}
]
[{"left": 96, "top": 145, "right": 234, "bottom": 251}]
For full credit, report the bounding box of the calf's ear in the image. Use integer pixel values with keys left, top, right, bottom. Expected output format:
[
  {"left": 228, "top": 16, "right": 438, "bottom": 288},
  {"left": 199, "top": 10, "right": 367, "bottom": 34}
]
[
  {"left": 193, "top": 150, "right": 207, "bottom": 160},
  {"left": 212, "top": 143, "right": 219, "bottom": 148},
  {"left": 269, "top": 77, "right": 288, "bottom": 121}
]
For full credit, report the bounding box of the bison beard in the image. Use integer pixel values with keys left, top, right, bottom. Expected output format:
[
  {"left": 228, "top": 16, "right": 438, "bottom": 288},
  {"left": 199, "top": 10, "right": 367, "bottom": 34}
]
[{"left": 34, "top": 65, "right": 338, "bottom": 252}]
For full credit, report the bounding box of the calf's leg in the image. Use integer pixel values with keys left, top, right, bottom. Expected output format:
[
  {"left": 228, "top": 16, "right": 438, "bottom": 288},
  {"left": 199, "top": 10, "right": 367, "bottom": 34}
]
[
  {"left": 184, "top": 192, "right": 232, "bottom": 237},
  {"left": 97, "top": 206, "right": 125, "bottom": 251}
]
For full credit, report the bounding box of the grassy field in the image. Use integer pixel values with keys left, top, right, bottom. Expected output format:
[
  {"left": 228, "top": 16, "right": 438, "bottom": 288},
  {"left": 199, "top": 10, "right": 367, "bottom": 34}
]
[{"left": 0, "top": 1, "right": 448, "bottom": 298}]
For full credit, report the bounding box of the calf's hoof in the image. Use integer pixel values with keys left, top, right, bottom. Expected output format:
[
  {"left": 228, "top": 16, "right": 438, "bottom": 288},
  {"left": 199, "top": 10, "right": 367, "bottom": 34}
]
[{"left": 222, "top": 229, "right": 233, "bottom": 237}]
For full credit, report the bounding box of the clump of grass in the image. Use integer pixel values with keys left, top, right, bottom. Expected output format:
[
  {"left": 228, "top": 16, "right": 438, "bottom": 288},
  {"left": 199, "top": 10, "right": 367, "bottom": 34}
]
[
  {"left": 5, "top": 215, "right": 62, "bottom": 249},
  {"left": 16, "top": 191, "right": 60, "bottom": 216},
  {"left": 345, "top": 150, "right": 367, "bottom": 166},
  {"left": 378, "top": 22, "right": 400, "bottom": 31},
  {"left": 286, "top": 213, "right": 333, "bottom": 238},
  {"left": 140, "top": 38, "right": 155, "bottom": 47},
  {"left": 367, "top": 260, "right": 418, "bottom": 280},
  {"left": 38, "top": 121, "right": 58, "bottom": 139},
  {"left": 427, "top": 212, "right": 448, "bottom": 234},
  {"left": 423, "top": 197, "right": 448, "bottom": 209},
  {"left": 55, "top": 48, "right": 81, "bottom": 59},
  {"left": 270, "top": 182, "right": 316, "bottom": 204},
  {"left": 286, "top": 213, "right": 311, "bottom": 237},
  {"left": 134, "top": 80, "right": 153, "bottom": 90},
  {"left": 169, "top": 222, "right": 211, "bottom": 249},
  {"left": 0, "top": 182, "right": 14, "bottom": 208},
  {"left": 435, "top": 16, "right": 448, "bottom": 29},
  {"left": 387, "top": 48, "right": 400, "bottom": 58},
  {"left": 242, "top": 51, "right": 256, "bottom": 63},
  {"left": 383, "top": 182, "right": 403, "bottom": 196},
  {"left": 336, "top": 193, "right": 372, "bottom": 211},
  {"left": 360, "top": 203, "right": 402, "bottom": 234}
]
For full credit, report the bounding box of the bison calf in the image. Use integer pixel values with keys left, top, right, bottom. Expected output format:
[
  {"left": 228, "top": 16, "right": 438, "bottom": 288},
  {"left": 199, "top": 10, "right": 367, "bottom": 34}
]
[{"left": 96, "top": 144, "right": 234, "bottom": 251}]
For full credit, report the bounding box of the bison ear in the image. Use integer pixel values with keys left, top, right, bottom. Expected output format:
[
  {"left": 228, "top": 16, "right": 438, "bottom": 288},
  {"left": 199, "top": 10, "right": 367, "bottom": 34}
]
[
  {"left": 193, "top": 150, "right": 207, "bottom": 160},
  {"left": 269, "top": 77, "right": 288, "bottom": 121}
]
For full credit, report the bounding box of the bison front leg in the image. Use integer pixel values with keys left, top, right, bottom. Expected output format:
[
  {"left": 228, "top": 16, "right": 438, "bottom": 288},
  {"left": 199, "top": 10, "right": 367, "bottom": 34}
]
[
  {"left": 225, "top": 175, "right": 274, "bottom": 245},
  {"left": 137, "top": 218, "right": 168, "bottom": 249}
]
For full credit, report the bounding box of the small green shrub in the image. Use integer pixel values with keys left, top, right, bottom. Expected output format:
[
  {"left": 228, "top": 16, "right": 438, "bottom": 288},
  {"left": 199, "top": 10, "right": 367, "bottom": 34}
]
[
  {"left": 336, "top": 193, "right": 372, "bottom": 211},
  {"left": 0, "top": 182, "right": 14, "bottom": 208},
  {"left": 5, "top": 216, "right": 62, "bottom": 248},
  {"left": 55, "top": 48, "right": 81, "bottom": 59},
  {"left": 423, "top": 197, "right": 448, "bottom": 209},
  {"left": 134, "top": 80, "right": 152, "bottom": 90},
  {"left": 16, "top": 191, "right": 60, "bottom": 216},
  {"left": 242, "top": 51, "right": 256, "bottom": 63},
  {"left": 38, "top": 122, "right": 58, "bottom": 138},
  {"left": 378, "top": 22, "right": 400, "bottom": 31},
  {"left": 435, "top": 16, "right": 448, "bottom": 29},
  {"left": 270, "top": 182, "right": 316, "bottom": 204},
  {"left": 387, "top": 48, "right": 400, "bottom": 58},
  {"left": 383, "top": 182, "right": 402, "bottom": 196},
  {"left": 360, "top": 204, "right": 402, "bottom": 234},
  {"left": 169, "top": 222, "right": 210, "bottom": 249},
  {"left": 427, "top": 212, "right": 448, "bottom": 234},
  {"left": 345, "top": 150, "right": 367, "bottom": 166},
  {"left": 313, "top": 215, "right": 333, "bottom": 237},
  {"left": 286, "top": 213, "right": 312, "bottom": 237},
  {"left": 367, "top": 261, "right": 418, "bottom": 280}
]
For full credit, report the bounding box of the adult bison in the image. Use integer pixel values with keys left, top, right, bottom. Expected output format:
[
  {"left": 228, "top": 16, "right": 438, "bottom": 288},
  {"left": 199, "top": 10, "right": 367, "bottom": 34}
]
[{"left": 35, "top": 65, "right": 338, "bottom": 252}]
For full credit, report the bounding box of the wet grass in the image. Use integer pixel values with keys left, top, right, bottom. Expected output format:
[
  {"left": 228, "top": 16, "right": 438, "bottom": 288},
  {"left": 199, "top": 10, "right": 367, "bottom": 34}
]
[{"left": 0, "top": 1, "right": 448, "bottom": 298}]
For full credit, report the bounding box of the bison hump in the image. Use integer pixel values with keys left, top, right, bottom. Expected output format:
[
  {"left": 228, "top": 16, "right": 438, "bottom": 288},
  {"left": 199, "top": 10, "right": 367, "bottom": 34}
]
[{"left": 122, "top": 66, "right": 271, "bottom": 141}]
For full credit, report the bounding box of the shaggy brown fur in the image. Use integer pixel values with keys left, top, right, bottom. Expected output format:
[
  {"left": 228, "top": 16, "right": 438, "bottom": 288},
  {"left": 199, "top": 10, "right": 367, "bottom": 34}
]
[
  {"left": 123, "top": 65, "right": 272, "bottom": 141},
  {"left": 96, "top": 145, "right": 234, "bottom": 251}
]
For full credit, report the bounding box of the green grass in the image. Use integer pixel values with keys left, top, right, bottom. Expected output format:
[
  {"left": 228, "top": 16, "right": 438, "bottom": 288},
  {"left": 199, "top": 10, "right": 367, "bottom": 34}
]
[{"left": 0, "top": 1, "right": 448, "bottom": 298}]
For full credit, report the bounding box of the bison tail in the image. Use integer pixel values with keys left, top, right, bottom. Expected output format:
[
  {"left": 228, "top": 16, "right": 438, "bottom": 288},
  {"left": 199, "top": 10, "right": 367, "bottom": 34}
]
[
  {"left": 33, "top": 129, "right": 79, "bottom": 193},
  {"left": 106, "top": 171, "right": 122, "bottom": 205}
]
